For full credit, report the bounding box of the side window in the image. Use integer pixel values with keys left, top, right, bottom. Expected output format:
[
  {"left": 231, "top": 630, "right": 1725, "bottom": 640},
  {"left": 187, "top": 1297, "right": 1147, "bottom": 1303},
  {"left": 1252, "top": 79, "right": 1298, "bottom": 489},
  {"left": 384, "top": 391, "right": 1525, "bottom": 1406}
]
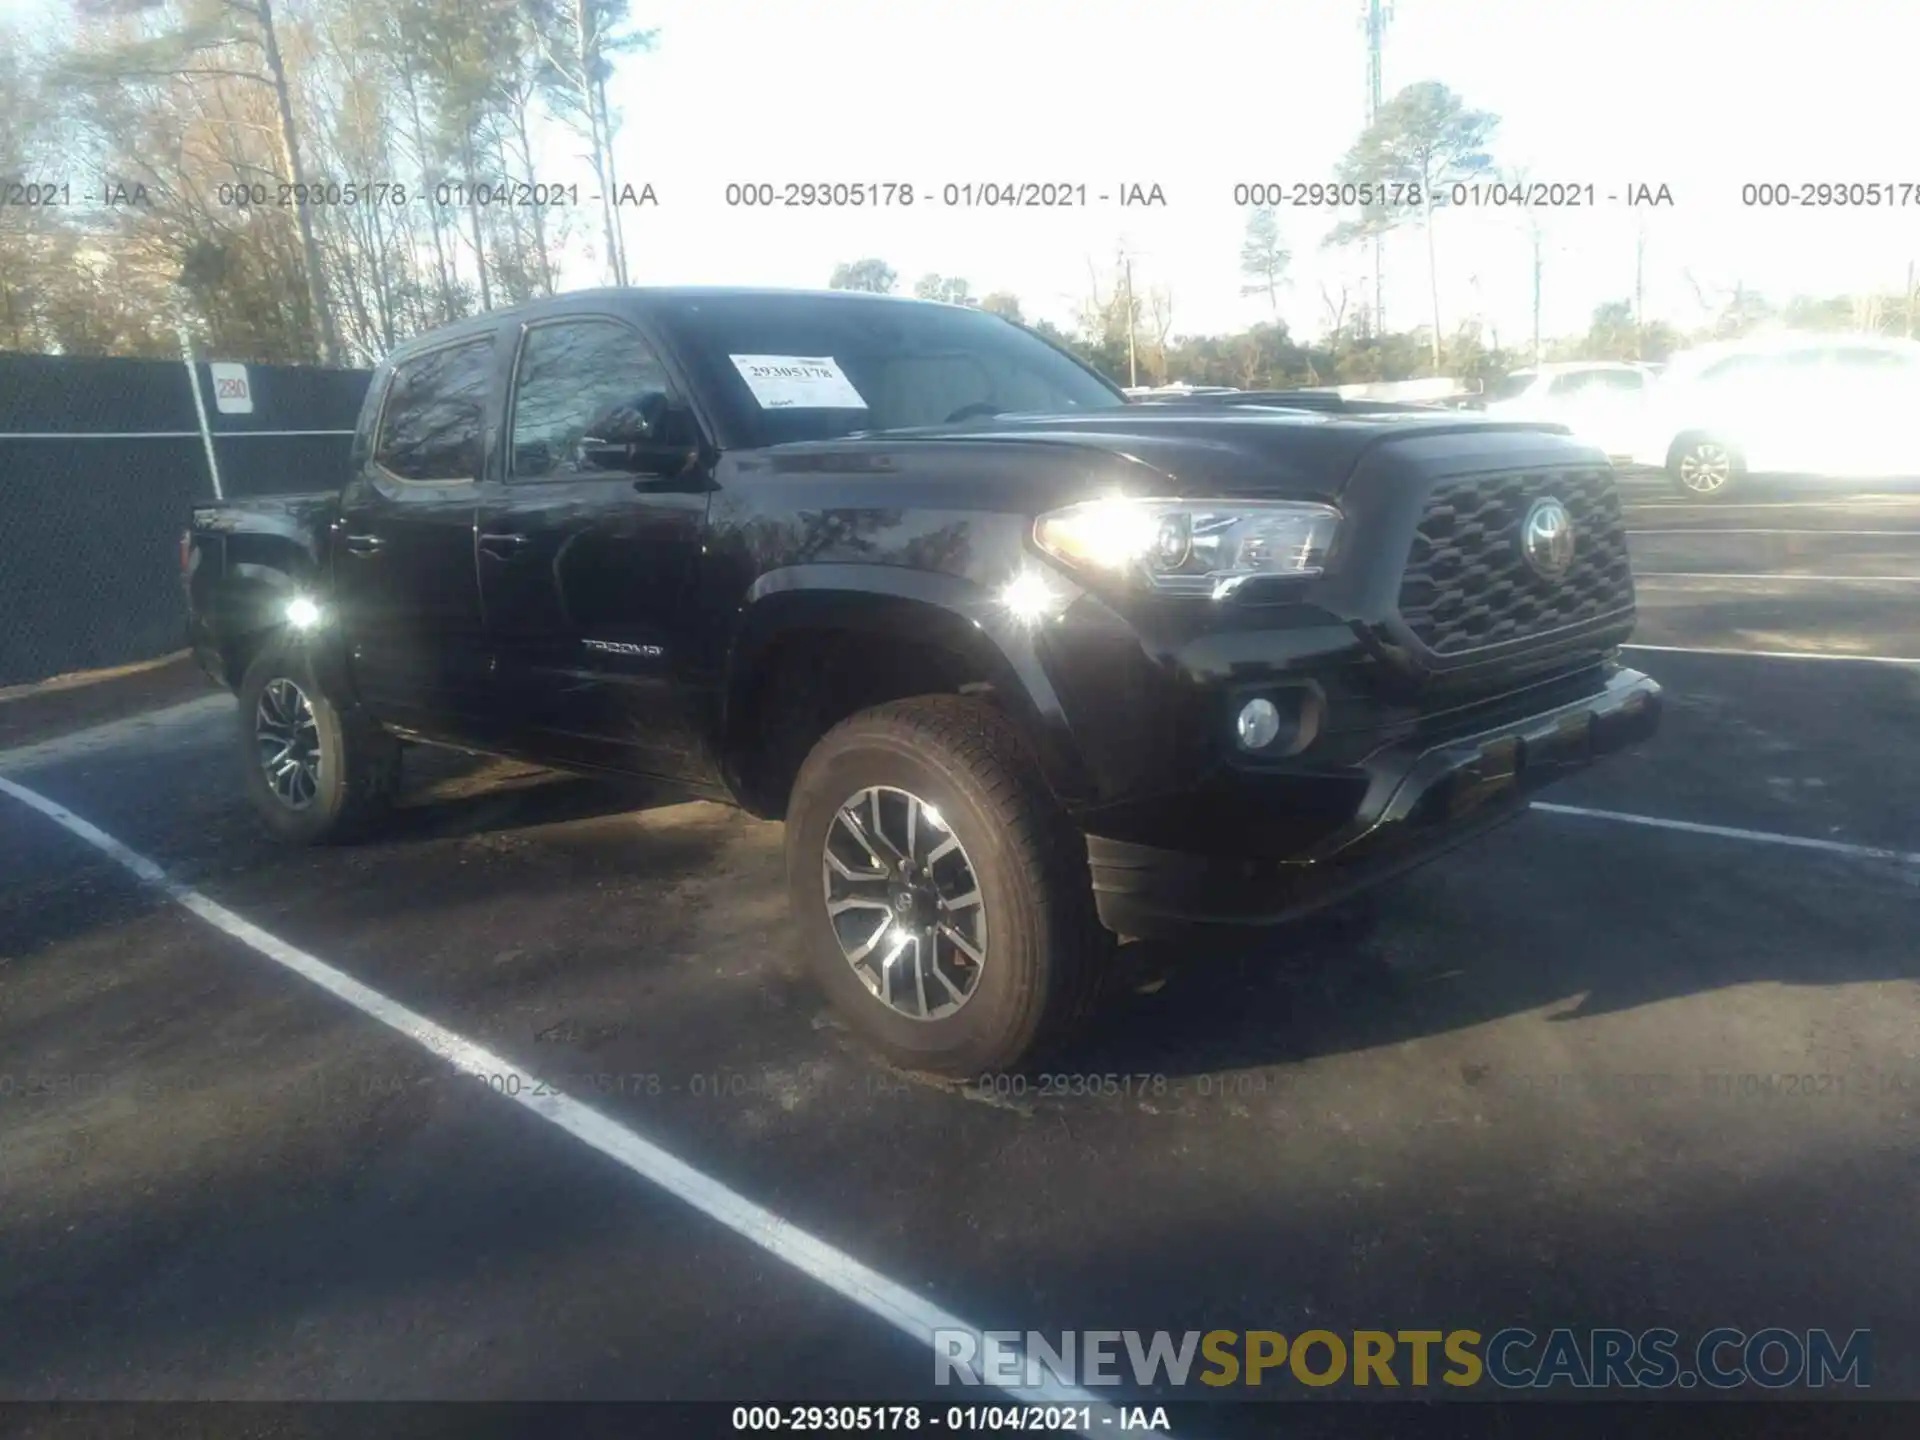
[
  {"left": 509, "top": 319, "right": 695, "bottom": 478},
  {"left": 1549, "top": 371, "right": 1615, "bottom": 397},
  {"left": 1833, "top": 346, "right": 1907, "bottom": 373},
  {"left": 373, "top": 338, "right": 494, "bottom": 482}
]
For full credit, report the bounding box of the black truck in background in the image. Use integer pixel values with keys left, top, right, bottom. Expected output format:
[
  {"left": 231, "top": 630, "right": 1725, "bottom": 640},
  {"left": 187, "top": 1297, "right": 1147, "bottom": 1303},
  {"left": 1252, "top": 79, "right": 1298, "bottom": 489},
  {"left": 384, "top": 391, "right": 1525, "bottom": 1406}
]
[{"left": 183, "top": 287, "right": 1662, "bottom": 1076}]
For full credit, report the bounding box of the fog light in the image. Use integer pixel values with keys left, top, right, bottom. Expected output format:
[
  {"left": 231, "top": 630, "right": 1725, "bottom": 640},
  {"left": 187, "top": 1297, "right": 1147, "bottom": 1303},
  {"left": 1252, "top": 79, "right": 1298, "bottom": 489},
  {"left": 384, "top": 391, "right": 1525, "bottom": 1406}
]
[{"left": 1236, "top": 697, "right": 1281, "bottom": 750}]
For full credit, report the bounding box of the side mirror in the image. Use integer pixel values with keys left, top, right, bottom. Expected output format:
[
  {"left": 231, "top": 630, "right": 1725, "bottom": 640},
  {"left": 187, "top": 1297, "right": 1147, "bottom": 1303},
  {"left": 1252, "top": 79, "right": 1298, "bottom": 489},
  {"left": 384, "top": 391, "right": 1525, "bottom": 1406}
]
[
  {"left": 582, "top": 392, "right": 665, "bottom": 447},
  {"left": 578, "top": 391, "right": 697, "bottom": 477}
]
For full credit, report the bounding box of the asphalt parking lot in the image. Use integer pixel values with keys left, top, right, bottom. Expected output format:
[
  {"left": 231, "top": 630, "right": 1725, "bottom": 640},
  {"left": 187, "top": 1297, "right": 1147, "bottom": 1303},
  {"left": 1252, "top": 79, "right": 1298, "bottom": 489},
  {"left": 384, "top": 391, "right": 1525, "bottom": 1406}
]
[{"left": 2, "top": 468, "right": 1916, "bottom": 1421}]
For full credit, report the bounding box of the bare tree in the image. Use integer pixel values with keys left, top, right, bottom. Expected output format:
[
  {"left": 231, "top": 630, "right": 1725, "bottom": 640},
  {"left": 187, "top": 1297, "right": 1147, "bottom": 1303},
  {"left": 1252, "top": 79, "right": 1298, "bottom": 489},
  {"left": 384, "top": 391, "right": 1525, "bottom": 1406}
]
[
  {"left": 1329, "top": 81, "right": 1499, "bottom": 370},
  {"left": 1238, "top": 208, "right": 1288, "bottom": 316},
  {"left": 1144, "top": 286, "right": 1175, "bottom": 384},
  {"left": 70, "top": 0, "right": 343, "bottom": 362},
  {"left": 1319, "top": 279, "right": 1350, "bottom": 344},
  {"left": 538, "top": 0, "right": 656, "bottom": 287}
]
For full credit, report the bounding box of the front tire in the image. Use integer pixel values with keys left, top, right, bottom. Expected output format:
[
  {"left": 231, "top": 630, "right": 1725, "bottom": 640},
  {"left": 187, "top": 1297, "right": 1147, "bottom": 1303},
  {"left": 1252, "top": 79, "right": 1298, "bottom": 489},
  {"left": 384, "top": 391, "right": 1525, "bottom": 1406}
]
[
  {"left": 237, "top": 637, "right": 400, "bottom": 844},
  {"left": 1668, "top": 433, "right": 1744, "bottom": 498},
  {"left": 785, "top": 696, "right": 1111, "bottom": 1077}
]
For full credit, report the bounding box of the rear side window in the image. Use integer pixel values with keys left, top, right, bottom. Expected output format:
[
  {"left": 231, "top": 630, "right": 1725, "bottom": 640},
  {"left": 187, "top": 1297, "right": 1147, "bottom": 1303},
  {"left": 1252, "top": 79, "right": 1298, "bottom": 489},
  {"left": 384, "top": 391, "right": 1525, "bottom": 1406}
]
[{"left": 374, "top": 337, "right": 495, "bottom": 482}]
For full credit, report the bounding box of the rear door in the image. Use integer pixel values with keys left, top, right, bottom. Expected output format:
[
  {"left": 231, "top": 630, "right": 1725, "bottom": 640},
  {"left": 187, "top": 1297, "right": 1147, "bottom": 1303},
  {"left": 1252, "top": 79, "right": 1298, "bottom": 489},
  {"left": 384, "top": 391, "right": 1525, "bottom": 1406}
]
[
  {"left": 475, "top": 313, "right": 716, "bottom": 781},
  {"left": 333, "top": 333, "right": 498, "bottom": 738},
  {"left": 1690, "top": 352, "right": 1790, "bottom": 470}
]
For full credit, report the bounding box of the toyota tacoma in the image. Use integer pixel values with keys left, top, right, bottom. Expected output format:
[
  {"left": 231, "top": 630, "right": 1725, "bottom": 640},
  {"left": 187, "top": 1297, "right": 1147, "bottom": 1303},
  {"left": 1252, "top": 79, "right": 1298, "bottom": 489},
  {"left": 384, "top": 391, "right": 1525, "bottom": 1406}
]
[{"left": 182, "top": 287, "right": 1662, "bottom": 1075}]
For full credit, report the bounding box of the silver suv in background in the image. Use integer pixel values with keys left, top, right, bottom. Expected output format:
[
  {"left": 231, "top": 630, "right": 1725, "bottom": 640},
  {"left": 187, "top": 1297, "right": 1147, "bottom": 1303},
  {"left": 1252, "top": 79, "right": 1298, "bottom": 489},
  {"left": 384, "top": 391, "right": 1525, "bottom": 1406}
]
[
  {"left": 1629, "top": 333, "right": 1920, "bottom": 498},
  {"left": 1481, "top": 362, "right": 1656, "bottom": 463}
]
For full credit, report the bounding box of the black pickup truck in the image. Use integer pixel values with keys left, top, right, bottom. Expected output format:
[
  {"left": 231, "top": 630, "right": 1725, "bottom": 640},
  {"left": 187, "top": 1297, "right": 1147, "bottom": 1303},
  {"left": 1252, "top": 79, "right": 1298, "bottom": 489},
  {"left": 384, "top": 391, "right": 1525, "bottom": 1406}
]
[{"left": 183, "top": 287, "right": 1661, "bottom": 1075}]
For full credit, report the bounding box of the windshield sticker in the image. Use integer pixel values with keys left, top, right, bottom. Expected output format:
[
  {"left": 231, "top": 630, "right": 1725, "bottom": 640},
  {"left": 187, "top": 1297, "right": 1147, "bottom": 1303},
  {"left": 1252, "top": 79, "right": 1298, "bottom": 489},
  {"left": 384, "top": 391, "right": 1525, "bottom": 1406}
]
[{"left": 728, "top": 355, "right": 869, "bottom": 409}]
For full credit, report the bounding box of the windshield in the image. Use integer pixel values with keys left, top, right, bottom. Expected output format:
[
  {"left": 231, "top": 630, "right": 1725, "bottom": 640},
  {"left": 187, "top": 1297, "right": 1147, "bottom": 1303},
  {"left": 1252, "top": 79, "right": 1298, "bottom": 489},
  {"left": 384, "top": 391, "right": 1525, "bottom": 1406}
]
[{"left": 652, "top": 293, "right": 1126, "bottom": 447}]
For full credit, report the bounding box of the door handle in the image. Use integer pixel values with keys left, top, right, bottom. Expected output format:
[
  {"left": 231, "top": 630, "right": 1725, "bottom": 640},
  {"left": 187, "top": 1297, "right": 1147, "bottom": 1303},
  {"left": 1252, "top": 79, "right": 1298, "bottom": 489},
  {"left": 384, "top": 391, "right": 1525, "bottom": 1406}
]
[
  {"left": 478, "top": 531, "right": 530, "bottom": 557},
  {"left": 342, "top": 533, "right": 385, "bottom": 555}
]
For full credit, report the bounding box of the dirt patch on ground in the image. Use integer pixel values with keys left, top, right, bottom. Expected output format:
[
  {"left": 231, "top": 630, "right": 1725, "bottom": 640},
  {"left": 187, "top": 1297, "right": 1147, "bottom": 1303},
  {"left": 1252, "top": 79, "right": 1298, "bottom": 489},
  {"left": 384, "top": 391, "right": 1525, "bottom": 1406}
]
[{"left": 0, "top": 654, "right": 214, "bottom": 752}]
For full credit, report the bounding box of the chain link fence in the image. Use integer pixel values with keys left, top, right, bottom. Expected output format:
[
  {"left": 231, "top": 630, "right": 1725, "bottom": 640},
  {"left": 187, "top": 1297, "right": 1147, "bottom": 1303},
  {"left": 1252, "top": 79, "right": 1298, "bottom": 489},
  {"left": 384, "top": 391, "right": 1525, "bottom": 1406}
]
[{"left": 0, "top": 351, "right": 371, "bottom": 688}]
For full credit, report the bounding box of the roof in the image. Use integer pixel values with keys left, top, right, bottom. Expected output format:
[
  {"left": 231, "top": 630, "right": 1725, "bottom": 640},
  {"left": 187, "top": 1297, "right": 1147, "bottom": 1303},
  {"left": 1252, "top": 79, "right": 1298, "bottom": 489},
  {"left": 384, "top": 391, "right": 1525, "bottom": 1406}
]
[
  {"left": 384, "top": 285, "right": 967, "bottom": 359},
  {"left": 1506, "top": 361, "right": 1651, "bottom": 378},
  {"left": 1669, "top": 331, "right": 1920, "bottom": 363}
]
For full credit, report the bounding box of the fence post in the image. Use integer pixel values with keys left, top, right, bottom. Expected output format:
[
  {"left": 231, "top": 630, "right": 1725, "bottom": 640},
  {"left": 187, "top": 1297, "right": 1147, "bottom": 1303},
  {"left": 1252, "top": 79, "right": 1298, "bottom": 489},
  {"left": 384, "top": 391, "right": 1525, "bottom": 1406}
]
[{"left": 178, "top": 324, "right": 224, "bottom": 500}]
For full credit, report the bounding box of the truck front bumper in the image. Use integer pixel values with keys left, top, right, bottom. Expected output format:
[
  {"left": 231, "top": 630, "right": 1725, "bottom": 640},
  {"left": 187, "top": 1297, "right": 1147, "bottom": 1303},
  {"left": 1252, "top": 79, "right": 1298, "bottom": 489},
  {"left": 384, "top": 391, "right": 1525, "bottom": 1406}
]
[{"left": 1085, "top": 665, "right": 1662, "bottom": 938}]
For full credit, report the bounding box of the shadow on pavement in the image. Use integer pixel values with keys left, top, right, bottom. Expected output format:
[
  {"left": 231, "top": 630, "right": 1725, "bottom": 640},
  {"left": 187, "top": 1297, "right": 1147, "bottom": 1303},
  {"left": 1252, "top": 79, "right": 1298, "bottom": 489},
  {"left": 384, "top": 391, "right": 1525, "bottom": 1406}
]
[{"left": 1058, "top": 818, "right": 1920, "bottom": 1083}]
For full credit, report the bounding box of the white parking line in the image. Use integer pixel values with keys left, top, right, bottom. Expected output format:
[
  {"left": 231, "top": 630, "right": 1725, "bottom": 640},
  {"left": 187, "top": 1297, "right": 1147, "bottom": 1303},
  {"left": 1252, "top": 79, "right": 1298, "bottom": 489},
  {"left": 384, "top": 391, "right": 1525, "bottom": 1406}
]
[
  {"left": 1635, "top": 572, "right": 1920, "bottom": 583},
  {"left": 1626, "top": 528, "right": 1920, "bottom": 536},
  {"left": 1624, "top": 642, "right": 1920, "bottom": 665},
  {"left": 1532, "top": 801, "right": 1920, "bottom": 866},
  {"left": 0, "top": 772, "right": 1162, "bottom": 1436},
  {"left": 1625, "top": 499, "right": 1920, "bottom": 510}
]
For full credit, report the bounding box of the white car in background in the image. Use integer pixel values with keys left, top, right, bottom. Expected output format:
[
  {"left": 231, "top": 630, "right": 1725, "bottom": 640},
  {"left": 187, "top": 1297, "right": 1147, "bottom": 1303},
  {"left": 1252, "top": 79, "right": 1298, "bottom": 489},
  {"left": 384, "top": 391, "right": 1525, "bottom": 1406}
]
[
  {"left": 1629, "top": 333, "right": 1920, "bottom": 498},
  {"left": 1480, "top": 362, "right": 1656, "bottom": 462}
]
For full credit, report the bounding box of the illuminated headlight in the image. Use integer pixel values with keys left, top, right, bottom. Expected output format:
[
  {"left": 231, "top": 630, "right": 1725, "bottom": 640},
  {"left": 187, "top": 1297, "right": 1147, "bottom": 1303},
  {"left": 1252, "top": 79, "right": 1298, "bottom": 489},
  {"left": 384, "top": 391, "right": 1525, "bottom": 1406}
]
[
  {"left": 1236, "top": 698, "right": 1282, "bottom": 750},
  {"left": 1033, "top": 497, "right": 1339, "bottom": 597},
  {"left": 284, "top": 595, "right": 324, "bottom": 630}
]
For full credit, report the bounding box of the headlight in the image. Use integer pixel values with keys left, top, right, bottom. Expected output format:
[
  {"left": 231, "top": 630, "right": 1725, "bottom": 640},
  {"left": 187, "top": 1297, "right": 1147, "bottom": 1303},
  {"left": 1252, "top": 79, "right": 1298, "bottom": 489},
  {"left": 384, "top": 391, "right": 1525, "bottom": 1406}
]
[{"left": 1032, "top": 497, "right": 1339, "bottom": 598}]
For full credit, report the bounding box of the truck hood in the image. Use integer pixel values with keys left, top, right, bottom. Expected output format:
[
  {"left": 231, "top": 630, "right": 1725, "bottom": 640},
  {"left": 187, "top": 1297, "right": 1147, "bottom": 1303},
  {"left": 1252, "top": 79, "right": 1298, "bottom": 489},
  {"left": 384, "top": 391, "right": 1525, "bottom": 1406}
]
[{"left": 829, "top": 406, "right": 1579, "bottom": 502}]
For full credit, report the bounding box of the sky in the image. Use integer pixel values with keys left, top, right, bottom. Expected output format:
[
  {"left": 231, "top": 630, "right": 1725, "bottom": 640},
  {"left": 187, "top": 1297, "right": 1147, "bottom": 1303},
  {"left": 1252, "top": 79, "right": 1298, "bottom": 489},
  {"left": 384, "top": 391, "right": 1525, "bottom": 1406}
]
[
  {"left": 588, "top": 0, "right": 1920, "bottom": 345},
  {"left": 12, "top": 0, "right": 1916, "bottom": 350}
]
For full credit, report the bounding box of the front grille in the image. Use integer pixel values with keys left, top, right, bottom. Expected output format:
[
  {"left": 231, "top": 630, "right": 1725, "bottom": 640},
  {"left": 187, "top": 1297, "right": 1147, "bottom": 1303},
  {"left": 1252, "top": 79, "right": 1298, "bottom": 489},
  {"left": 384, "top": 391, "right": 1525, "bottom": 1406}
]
[{"left": 1397, "top": 469, "right": 1633, "bottom": 657}]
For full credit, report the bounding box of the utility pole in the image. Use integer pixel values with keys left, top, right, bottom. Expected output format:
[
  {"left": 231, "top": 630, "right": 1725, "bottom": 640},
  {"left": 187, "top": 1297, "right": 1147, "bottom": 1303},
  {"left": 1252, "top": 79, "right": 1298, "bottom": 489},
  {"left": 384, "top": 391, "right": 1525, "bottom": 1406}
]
[
  {"left": 1531, "top": 230, "right": 1543, "bottom": 365},
  {"left": 1362, "top": 0, "right": 1393, "bottom": 332},
  {"left": 1123, "top": 254, "right": 1138, "bottom": 387},
  {"left": 1633, "top": 228, "right": 1646, "bottom": 359}
]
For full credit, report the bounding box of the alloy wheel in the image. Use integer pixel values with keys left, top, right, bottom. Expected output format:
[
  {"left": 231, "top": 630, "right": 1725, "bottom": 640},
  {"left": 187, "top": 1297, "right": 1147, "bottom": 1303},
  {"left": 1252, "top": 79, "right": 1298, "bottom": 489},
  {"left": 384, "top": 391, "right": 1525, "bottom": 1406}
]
[
  {"left": 820, "top": 785, "right": 987, "bottom": 1021},
  {"left": 1678, "top": 441, "right": 1735, "bottom": 494},
  {"left": 256, "top": 677, "right": 321, "bottom": 810}
]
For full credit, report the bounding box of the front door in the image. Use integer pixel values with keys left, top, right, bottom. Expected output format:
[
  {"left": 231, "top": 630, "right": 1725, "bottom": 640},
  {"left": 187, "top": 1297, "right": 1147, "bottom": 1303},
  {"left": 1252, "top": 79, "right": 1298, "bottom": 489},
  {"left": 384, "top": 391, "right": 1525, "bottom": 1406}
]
[
  {"left": 333, "top": 333, "right": 499, "bottom": 739},
  {"left": 476, "top": 315, "right": 715, "bottom": 782}
]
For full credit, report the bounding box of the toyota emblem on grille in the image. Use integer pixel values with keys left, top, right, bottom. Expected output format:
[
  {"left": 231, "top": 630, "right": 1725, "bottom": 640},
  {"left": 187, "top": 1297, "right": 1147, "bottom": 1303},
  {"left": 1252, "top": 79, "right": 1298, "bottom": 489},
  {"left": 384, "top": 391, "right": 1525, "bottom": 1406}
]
[{"left": 1520, "top": 496, "right": 1576, "bottom": 580}]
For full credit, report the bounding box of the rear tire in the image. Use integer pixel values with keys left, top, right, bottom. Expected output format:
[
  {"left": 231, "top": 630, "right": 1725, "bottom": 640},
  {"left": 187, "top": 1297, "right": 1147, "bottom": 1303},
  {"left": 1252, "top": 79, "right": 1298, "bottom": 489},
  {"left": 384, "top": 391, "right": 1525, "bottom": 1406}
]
[
  {"left": 1667, "top": 433, "right": 1744, "bottom": 498},
  {"left": 237, "top": 637, "right": 400, "bottom": 845},
  {"left": 785, "top": 695, "right": 1111, "bottom": 1078}
]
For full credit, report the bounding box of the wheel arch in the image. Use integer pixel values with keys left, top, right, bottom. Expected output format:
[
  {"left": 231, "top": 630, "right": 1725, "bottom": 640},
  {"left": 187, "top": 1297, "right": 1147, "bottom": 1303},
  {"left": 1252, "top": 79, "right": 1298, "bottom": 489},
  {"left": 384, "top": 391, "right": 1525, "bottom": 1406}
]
[
  {"left": 214, "top": 547, "right": 357, "bottom": 706},
  {"left": 718, "top": 564, "right": 1090, "bottom": 818},
  {"left": 1666, "top": 428, "right": 1745, "bottom": 469}
]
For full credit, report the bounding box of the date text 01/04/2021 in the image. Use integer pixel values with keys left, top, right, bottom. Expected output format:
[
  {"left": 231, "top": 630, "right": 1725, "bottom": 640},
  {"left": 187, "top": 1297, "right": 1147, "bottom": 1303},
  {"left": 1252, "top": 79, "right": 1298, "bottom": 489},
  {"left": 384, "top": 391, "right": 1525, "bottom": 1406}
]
[
  {"left": 210, "top": 180, "right": 658, "bottom": 208},
  {"left": 729, "top": 1405, "right": 1170, "bottom": 1432},
  {"left": 720, "top": 182, "right": 1167, "bottom": 208},
  {"left": 1231, "top": 180, "right": 1676, "bottom": 208}
]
